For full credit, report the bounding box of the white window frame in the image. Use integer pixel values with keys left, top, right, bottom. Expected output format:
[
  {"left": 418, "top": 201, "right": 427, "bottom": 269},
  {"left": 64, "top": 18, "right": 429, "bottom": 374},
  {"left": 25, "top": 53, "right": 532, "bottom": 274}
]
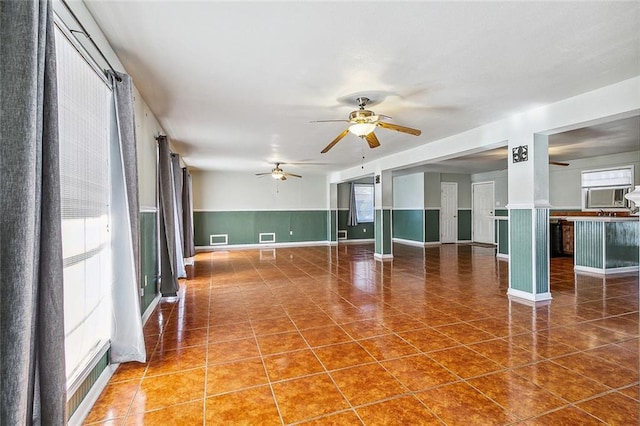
[{"left": 354, "top": 184, "right": 374, "bottom": 223}]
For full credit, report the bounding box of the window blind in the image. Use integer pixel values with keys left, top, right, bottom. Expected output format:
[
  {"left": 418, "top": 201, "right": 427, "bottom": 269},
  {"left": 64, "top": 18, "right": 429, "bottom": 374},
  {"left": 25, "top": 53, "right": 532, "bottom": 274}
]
[{"left": 55, "top": 25, "right": 112, "bottom": 382}]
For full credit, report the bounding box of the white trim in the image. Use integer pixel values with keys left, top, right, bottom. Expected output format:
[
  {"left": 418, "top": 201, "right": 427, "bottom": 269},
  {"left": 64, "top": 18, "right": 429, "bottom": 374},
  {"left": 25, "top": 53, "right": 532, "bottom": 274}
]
[
  {"left": 196, "top": 241, "right": 330, "bottom": 251},
  {"left": 374, "top": 253, "right": 394, "bottom": 261},
  {"left": 506, "top": 203, "right": 552, "bottom": 209},
  {"left": 458, "top": 207, "right": 473, "bottom": 210},
  {"left": 392, "top": 238, "right": 425, "bottom": 248},
  {"left": 392, "top": 207, "right": 425, "bottom": 211},
  {"left": 339, "top": 238, "right": 375, "bottom": 245},
  {"left": 67, "top": 362, "right": 116, "bottom": 426},
  {"left": 507, "top": 288, "right": 553, "bottom": 303},
  {"left": 329, "top": 241, "right": 338, "bottom": 246},
  {"left": 337, "top": 230, "right": 348, "bottom": 240},
  {"left": 193, "top": 208, "right": 328, "bottom": 212},
  {"left": 574, "top": 265, "right": 639, "bottom": 275},
  {"left": 506, "top": 203, "right": 535, "bottom": 209},
  {"left": 141, "top": 293, "right": 161, "bottom": 326},
  {"left": 423, "top": 241, "right": 441, "bottom": 246},
  {"left": 66, "top": 340, "right": 110, "bottom": 397},
  {"left": 140, "top": 206, "right": 157, "bottom": 213},
  {"left": 259, "top": 232, "right": 276, "bottom": 243},
  {"left": 496, "top": 253, "right": 509, "bottom": 260},
  {"left": 210, "top": 234, "right": 228, "bottom": 246},
  {"left": 424, "top": 207, "right": 441, "bottom": 210}
]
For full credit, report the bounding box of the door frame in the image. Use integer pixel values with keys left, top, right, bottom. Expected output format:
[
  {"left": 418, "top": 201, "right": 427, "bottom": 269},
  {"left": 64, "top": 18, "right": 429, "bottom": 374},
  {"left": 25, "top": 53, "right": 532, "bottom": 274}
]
[{"left": 472, "top": 181, "right": 495, "bottom": 244}]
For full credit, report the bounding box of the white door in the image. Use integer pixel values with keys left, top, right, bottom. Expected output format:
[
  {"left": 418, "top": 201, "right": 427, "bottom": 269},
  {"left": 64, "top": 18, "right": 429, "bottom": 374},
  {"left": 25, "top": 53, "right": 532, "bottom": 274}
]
[
  {"left": 472, "top": 182, "right": 495, "bottom": 244},
  {"left": 441, "top": 182, "right": 458, "bottom": 243}
]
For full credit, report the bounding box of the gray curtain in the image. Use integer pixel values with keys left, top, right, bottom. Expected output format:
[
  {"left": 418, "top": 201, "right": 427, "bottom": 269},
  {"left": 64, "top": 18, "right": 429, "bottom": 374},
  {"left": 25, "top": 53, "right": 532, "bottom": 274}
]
[
  {"left": 182, "top": 168, "right": 196, "bottom": 257},
  {"left": 107, "top": 70, "right": 146, "bottom": 363},
  {"left": 171, "top": 154, "right": 184, "bottom": 250},
  {"left": 157, "top": 136, "right": 180, "bottom": 296},
  {"left": 0, "top": 0, "right": 67, "bottom": 424},
  {"left": 347, "top": 182, "right": 359, "bottom": 227},
  {"left": 170, "top": 153, "right": 186, "bottom": 277}
]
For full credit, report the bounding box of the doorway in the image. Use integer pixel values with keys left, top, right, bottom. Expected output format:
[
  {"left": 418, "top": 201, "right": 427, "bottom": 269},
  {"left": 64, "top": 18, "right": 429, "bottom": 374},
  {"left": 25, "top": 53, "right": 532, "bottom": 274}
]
[
  {"left": 472, "top": 181, "right": 495, "bottom": 244},
  {"left": 440, "top": 182, "right": 458, "bottom": 243}
]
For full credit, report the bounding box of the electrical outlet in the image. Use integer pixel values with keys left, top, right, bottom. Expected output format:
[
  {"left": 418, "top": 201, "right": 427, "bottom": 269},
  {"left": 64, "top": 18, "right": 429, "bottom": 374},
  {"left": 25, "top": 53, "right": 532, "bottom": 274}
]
[
  {"left": 289, "top": 230, "right": 293, "bottom": 235},
  {"left": 363, "top": 228, "right": 366, "bottom": 233},
  {"left": 144, "top": 275, "right": 148, "bottom": 287},
  {"left": 139, "top": 287, "right": 144, "bottom": 297}
]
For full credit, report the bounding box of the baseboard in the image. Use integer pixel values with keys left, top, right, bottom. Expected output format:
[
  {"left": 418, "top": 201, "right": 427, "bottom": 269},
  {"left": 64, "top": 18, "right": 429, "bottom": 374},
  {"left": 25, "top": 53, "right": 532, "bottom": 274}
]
[
  {"left": 496, "top": 253, "right": 509, "bottom": 261},
  {"left": 574, "top": 265, "right": 639, "bottom": 276},
  {"left": 507, "top": 288, "right": 552, "bottom": 305},
  {"left": 141, "top": 293, "right": 161, "bottom": 326},
  {"left": 338, "top": 239, "right": 375, "bottom": 245},
  {"left": 66, "top": 345, "right": 113, "bottom": 426},
  {"left": 196, "top": 240, "right": 330, "bottom": 251},
  {"left": 392, "top": 238, "right": 425, "bottom": 248},
  {"left": 374, "top": 253, "right": 394, "bottom": 261}
]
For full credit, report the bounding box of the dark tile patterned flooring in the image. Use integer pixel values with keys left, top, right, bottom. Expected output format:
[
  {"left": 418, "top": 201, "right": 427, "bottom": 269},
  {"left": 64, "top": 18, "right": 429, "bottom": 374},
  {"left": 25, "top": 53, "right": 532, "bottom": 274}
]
[{"left": 84, "top": 243, "right": 639, "bottom": 425}]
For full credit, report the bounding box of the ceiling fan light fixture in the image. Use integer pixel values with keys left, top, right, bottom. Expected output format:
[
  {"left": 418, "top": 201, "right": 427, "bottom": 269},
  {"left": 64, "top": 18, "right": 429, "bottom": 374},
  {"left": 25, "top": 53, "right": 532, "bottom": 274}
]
[
  {"left": 271, "top": 169, "right": 284, "bottom": 179},
  {"left": 348, "top": 122, "right": 377, "bottom": 137}
]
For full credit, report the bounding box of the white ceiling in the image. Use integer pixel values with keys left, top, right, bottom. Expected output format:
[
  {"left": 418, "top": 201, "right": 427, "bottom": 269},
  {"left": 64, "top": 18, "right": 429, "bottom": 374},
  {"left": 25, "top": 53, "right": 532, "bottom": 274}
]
[{"left": 83, "top": 1, "right": 640, "bottom": 177}]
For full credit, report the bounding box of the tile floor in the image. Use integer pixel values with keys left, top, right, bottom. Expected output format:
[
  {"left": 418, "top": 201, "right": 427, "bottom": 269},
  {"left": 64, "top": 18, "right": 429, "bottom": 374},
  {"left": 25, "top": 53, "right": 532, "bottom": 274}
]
[{"left": 84, "top": 243, "right": 639, "bottom": 425}]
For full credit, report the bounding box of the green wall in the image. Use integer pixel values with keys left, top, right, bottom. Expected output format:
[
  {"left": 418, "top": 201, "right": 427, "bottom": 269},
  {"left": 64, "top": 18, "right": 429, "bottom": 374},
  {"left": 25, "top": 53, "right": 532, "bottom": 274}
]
[
  {"left": 393, "top": 209, "right": 424, "bottom": 242},
  {"left": 337, "top": 210, "right": 374, "bottom": 240},
  {"left": 194, "top": 210, "right": 328, "bottom": 246},
  {"left": 510, "top": 209, "right": 533, "bottom": 293},
  {"left": 605, "top": 221, "right": 640, "bottom": 268},
  {"left": 140, "top": 211, "right": 159, "bottom": 312},
  {"left": 425, "top": 209, "right": 440, "bottom": 243},
  {"left": 495, "top": 209, "right": 508, "bottom": 255},
  {"left": 458, "top": 209, "right": 472, "bottom": 241}
]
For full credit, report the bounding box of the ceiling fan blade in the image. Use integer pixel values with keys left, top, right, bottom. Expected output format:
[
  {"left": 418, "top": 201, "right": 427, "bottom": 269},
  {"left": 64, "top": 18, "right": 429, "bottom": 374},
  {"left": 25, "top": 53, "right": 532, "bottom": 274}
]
[
  {"left": 321, "top": 129, "right": 349, "bottom": 154},
  {"left": 284, "top": 172, "right": 302, "bottom": 178},
  {"left": 310, "top": 119, "right": 349, "bottom": 123},
  {"left": 377, "top": 121, "right": 422, "bottom": 136},
  {"left": 364, "top": 132, "right": 381, "bottom": 149},
  {"left": 255, "top": 173, "right": 271, "bottom": 176},
  {"left": 550, "top": 161, "right": 570, "bottom": 166}
]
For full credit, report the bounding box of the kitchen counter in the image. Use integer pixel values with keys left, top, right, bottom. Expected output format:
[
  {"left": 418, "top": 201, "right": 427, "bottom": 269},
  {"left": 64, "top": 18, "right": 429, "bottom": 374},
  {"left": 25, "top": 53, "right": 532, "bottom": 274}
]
[{"left": 568, "top": 217, "right": 639, "bottom": 275}]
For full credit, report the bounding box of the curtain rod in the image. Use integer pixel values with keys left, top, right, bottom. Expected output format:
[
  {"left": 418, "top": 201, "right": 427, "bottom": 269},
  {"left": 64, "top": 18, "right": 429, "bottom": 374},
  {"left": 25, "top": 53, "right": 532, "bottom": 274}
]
[{"left": 59, "top": 0, "right": 122, "bottom": 82}]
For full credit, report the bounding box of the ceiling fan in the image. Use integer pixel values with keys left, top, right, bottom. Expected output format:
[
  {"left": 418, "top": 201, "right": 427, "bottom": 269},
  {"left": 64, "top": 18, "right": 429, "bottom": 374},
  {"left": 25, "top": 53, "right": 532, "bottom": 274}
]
[
  {"left": 313, "top": 97, "right": 422, "bottom": 154},
  {"left": 255, "top": 163, "right": 301, "bottom": 181}
]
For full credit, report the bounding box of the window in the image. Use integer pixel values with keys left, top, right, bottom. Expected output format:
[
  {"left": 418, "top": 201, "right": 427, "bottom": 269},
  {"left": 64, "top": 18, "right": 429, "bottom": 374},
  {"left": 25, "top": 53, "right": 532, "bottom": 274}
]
[
  {"left": 55, "top": 24, "right": 112, "bottom": 383},
  {"left": 354, "top": 184, "right": 374, "bottom": 223}
]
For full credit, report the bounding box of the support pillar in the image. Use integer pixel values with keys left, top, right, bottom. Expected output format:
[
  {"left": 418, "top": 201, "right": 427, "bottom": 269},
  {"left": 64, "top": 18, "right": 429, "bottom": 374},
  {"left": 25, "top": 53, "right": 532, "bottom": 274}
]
[
  {"left": 507, "top": 133, "right": 551, "bottom": 303},
  {"left": 374, "top": 170, "right": 393, "bottom": 260}
]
